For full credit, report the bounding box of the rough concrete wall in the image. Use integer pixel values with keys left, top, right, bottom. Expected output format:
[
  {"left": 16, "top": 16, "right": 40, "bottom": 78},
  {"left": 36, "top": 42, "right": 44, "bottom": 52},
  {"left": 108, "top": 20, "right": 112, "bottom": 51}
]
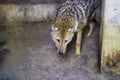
[
  {"left": 0, "top": 0, "right": 65, "bottom": 4},
  {"left": 0, "top": 0, "right": 65, "bottom": 23},
  {"left": 0, "top": 4, "right": 59, "bottom": 23}
]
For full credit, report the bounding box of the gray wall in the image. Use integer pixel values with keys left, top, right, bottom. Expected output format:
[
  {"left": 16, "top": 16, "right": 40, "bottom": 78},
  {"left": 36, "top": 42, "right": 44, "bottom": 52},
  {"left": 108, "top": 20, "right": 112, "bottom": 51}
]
[
  {"left": 0, "top": 0, "right": 66, "bottom": 23},
  {"left": 0, "top": 0, "right": 66, "bottom": 4}
]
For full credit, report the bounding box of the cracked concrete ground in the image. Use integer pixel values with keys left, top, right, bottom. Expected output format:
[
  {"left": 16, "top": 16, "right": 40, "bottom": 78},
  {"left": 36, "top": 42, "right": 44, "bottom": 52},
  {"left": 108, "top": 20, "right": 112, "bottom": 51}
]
[{"left": 0, "top": 22, "right": 120, "bottom": 80}]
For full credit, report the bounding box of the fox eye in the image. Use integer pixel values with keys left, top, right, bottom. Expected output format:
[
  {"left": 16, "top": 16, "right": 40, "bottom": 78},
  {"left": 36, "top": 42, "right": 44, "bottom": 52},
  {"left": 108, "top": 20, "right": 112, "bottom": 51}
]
[
  {"left": 56, "top": 39, "right": 60, "bottom": 42},
  {"left": 65, "top": 40, "right": 68, "bottom": 43}
]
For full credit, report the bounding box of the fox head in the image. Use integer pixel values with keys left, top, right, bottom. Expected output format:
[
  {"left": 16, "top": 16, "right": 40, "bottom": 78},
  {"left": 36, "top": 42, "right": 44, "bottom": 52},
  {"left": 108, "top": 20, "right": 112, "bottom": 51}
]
[{"left": 51, "top": 17, "right": 78, "bottom": 55}]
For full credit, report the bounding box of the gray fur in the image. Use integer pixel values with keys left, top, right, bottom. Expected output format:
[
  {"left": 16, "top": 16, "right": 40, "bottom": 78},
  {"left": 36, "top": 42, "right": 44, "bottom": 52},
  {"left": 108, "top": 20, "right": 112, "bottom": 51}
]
[{"left": 57, "top": 0, "right": 101, "bottom": 22}]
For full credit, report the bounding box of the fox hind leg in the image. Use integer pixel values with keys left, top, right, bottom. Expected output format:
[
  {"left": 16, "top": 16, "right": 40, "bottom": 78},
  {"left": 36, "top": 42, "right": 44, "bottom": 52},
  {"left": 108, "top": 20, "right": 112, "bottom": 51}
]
[
  {"left": 86, "top": 7, "right": 101, "bottom": 37},
  {"left": 86, "top": 21, "right": 94, "bottom": 37}
]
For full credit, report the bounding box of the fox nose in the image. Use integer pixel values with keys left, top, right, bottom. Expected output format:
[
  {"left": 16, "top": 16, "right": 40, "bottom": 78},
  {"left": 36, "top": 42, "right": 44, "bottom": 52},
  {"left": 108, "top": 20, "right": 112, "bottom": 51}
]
[{"left": 58, "top": 51, "right": 64, "bottom": 55}]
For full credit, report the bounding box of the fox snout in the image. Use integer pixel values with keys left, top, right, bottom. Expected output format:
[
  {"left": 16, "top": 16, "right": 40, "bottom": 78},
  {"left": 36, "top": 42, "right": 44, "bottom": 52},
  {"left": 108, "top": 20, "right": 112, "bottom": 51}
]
[
  {"left": 51, "top": 31, "right": 74, "bottom": 56},
  {"left": 57, "top": 45, "right": 67, "bottom": 55},
  {"left": 58, "top": 50, "right": 64, "bottom": 55}
]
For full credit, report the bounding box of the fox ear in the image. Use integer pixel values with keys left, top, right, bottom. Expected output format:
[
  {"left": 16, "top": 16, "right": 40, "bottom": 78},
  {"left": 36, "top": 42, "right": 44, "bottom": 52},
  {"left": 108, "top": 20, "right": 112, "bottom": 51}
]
[
  {"left": 68, "top": 26, "right": 74, "bottom": 32},
  {"left": 52, "top": 25, "right": 59, "bottom": 31}
]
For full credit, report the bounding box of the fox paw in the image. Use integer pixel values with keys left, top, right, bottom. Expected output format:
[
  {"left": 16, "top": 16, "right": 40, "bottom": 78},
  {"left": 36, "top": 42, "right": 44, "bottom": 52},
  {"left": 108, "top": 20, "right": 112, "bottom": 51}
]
[
  {"left": 86, "top": 34, "right": 91, "bottom": 37},
  {"left": 74, "top": 53, "right": 80, "bottom": 59}
]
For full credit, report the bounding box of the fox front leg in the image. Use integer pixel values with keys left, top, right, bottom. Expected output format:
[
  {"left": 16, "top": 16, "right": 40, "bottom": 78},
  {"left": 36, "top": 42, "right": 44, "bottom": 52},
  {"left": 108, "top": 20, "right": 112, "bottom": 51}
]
[
  {"left": 75, "top": 29, "right": 83, "bottom": 59},
  {"left": 75, "top": 19, "right": 87, "bottom": 59}
]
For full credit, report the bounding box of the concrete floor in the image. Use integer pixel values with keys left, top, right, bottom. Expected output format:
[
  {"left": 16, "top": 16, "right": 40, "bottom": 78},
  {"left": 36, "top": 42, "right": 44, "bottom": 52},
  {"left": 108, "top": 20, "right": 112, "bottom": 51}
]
[{"left": 0, "top": 22, "right": 120, "bottom": 80}]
